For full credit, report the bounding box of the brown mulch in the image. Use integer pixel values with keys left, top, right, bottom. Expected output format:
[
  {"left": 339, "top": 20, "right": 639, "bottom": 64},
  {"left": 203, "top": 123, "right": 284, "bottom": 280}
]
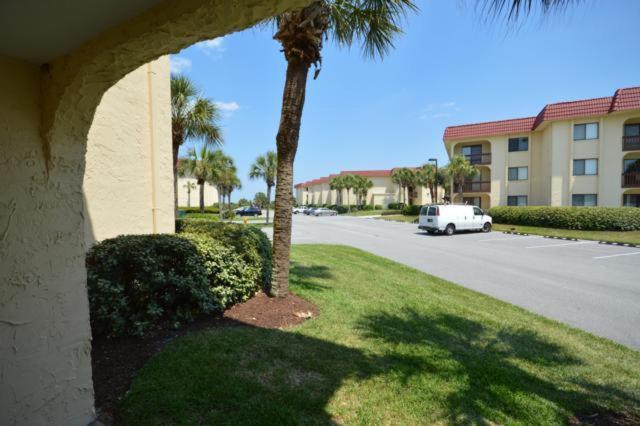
[
  {"left": 570, "top": 410, "right": 640, "bottom": 426},
  {"left": 91, "top": 292, "right": 317, "bottom": 423}
]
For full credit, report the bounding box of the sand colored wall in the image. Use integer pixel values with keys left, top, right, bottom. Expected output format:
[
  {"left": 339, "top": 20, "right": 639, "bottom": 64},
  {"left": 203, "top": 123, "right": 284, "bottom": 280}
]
[{"left": 84, "top": 57, "right": 174, "bottom": 246}]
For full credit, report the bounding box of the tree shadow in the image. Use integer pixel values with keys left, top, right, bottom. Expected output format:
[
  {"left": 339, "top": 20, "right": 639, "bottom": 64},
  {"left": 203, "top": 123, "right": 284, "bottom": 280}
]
[
  {"left": 119, "top": 320, "right": 377, "bottom": 425},
  {"left": 356, "top": 309, "right": 640, "bottom": 424},
  {"left": 289, "top": 261, "right": 333, "bottom": 292}
]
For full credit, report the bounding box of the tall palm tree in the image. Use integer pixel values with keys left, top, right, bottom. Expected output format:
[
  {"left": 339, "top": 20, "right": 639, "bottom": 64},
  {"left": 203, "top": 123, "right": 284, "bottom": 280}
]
[
  {"left": 179, "top": 145, "right": 218, "bottom": 213},
  {"left": 415, "top": 163, "right": 444, "bottom": 204},
  {"left": 249, "top": 151, "right": 277, "bottom": 223},
  {"left": 391, "top": 169, "right": 405, "bottom": 205},
  {"left": 171, "top": 74, "right": 223, "bottom": 217},
  {"left": 183, "top": 181, "right": 197, "bottom": 207},
  {"left": 445, "top": 155, "right": 479, "bottom": 203},
  {"left": 352, "top": 175, "right": 373, "bottom": 207},
  {"left": 329, "top": 175, "right": 346, "bottom": 206},
  {"left": 268, "top": 0, "right": 418, "bottom": 297},
  {"left": 341, "top": 174, "right": 357, "bottom": 211},
  {"left": 216, "top": 160, "right": 241, "bottom": 219}
]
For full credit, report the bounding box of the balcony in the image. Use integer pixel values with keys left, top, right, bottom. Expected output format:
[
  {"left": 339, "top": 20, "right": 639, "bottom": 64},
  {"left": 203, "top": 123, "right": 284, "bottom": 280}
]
[
  {"left": 455, "top": 181, "right": 491, "bottom": 192},
  {"left": 623, "top": 136, "right": 640, "bottom": 151},
  {"left": 463, "top": 152, "right": 492, "bottom": 165},
  {"left": 622, "top": 172, "right": 640, "bottom": 188}
]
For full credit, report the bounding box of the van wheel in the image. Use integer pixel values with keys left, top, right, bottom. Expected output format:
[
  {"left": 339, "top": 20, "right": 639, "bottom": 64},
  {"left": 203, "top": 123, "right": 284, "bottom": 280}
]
[
  {"left": 482, "top": 222, "right": 492, "bottom": 233},
  {"left": 444, "top": 224, "right": 455, "bottom": 236}
]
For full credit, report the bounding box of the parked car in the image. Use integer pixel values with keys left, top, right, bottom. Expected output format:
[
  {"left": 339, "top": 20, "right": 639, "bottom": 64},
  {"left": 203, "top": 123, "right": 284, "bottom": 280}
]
[
  {"left": 312, "top": 207, "right": 338, "bottom": 217},
  {"left": 303, "top": 207, "right": 317, "bottom": 215},
  {"left": 236, "top": 206, "right": 262, "bottom": 217},
  {"left": 293, "top": 206, "right": 307, "bottom": 214},
  {"left": 418, "top": 204, "right": 492, "bottom": 235}
]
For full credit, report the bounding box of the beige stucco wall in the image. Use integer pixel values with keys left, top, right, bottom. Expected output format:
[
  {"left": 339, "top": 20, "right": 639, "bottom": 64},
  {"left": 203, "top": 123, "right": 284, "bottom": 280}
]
[
  {"left": 84, "top": 57, "right": 174, "bottom": 246},
  {"left": 177, "top": 177, "right": 219, "bottom": 207}
]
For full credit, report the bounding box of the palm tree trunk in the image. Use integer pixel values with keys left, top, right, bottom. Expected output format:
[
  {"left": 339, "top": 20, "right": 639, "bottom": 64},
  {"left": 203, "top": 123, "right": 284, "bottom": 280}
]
[
  {"left": 266, "top": 185, "right": 272, "bottom": 224},
  {"left": 218, "top": 192, "right": 223, "bottom": 219},
  {"left": 199, "top": 182, "right": 205, "bottom": 214},
  {"left": 272, "top": 57, "right": 310, "bottom": 297},
  {"left": 187, "top": 188, "right": 191, "bottom": 208},
  {"left": 172, "top": 142, "right": 180, "bottom": 224}
]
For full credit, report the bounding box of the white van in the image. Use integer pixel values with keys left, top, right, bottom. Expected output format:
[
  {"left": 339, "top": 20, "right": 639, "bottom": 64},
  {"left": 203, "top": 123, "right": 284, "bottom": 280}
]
[{"left": 418, "top": 204, "right": 492, "bottom": 235}]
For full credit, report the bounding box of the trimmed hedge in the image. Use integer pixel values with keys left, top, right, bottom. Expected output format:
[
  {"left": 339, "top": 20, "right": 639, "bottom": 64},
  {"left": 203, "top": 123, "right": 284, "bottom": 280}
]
[
  {"left": 176, "top": 219, "right": 272, "bottom": 291},
  {"left": 86, "top": 235, "right": 213, "bottom": 337},
  {"left": 180, "top": 206, "right": 220, "bottom": 214},
  {"left": 487, "top": 206, "right": 640, "bottom": 231},
  {"left": 380, "top": 210, "right": 402, "bottom": 216},
  {"left": 402, "top": 205, "right": 422, "bottom": 216}
]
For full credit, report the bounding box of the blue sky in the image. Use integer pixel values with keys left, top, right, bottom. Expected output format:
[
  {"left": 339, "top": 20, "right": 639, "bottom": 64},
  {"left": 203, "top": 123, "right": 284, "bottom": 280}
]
[{"left": 171, "top": 0, "right": 640, "bottom": 201}]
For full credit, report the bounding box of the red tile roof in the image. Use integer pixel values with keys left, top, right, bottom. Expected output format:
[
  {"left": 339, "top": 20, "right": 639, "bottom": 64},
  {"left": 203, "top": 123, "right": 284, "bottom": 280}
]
[
  {"left": 295, "top": 167, "right": 418, "bottom": 188},
  {"left": 443, "top": 86, "right": 640, "bottom": 141}
]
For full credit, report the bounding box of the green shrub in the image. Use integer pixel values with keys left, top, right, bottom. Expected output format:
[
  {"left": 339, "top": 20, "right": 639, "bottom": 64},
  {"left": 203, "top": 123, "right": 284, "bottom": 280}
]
[
  {"left": 176, "top": 220, "right": 272, "bottom": 291},
  {"left": 387, "top": 202, "right": 406, "bottom": 210},
  {"left": 222, "top": 210, "right": 236, "bottom": 220},
  {"left": 181, "top": 233, "right": 260, "bottom": 308},
  {"left": 374, "top": 204, "right": 383, "bottom": 210},
  {"left": 402, "top": 205, "right": 422, "bottom": 216},
  {"left": 180, "top": 206, "right": 220, "bottom": 214},
  {"left": 360, "top": 204, "right": 374, "bottom": 211},
  {"left": 86, "top": 234, "right": 212, "bottom": 337},
  {"left": 380, "top": 210, "right": 402, "bottom": 216},
  {"left": 487, "top": 206, "right": 640, "bottom": 231},
  {"left": 185, "top": 213, "right": 220, "bottom": 220}
]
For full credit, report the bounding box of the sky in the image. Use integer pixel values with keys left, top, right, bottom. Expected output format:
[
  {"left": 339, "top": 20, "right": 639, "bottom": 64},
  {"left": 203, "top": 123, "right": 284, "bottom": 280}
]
[{"left": 171, "top": 0, "right": 640, "bottom": 201}]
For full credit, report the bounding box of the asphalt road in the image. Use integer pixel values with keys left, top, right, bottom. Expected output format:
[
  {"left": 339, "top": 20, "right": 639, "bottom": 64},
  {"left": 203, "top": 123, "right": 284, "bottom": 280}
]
[{"left": 266, "top": 215, "right": 640, "bottom": 349}]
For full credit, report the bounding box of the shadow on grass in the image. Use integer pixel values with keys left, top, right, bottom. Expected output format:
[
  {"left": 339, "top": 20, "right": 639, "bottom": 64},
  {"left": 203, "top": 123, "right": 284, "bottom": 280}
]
[
  {"left": 357, "top": 309, "right": 640, "bottom": 424},
  {"left": 289, "top": 261, "right": 333, "bottom": 292}
]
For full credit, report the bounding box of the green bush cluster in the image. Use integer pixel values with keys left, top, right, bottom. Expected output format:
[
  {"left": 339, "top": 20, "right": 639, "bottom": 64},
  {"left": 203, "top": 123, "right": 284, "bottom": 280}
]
[
  {"left": 488, "top": 206, "right": 640, "bottom": 231},
  {"left": 86, "top": 235, "right": 213, "bottom": 337},
  {"left": 402, "top": 205, "right": 422, "bottom": 216},
  {"left": 380, "top": 210, "right": 402, "bottom": 216},
  {"left": 374, "top": 204, "right": 383, "bottom": 210},
  {"left": 387, "top": 202, "right": 406, "bottom": 210},
  {"left": 176, "top": 219, "right": 272, "bottom": 290},
  {"left": 184, "top": 213, "right": 220, "bottom": 220},
  {"left": 180, "top": 206, "right": 220, "bottom": 214}
]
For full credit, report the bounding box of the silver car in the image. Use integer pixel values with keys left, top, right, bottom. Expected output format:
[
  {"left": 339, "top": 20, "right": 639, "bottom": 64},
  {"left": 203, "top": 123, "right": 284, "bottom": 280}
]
[{"left": 312, "top": 207, "right": 338, "bottom": 216}]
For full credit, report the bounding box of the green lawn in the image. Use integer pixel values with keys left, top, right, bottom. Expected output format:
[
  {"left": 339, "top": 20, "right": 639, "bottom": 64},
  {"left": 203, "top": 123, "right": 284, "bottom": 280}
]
[
  {"left": 120, "top": 246, "right": 640, "bottom": 425},
  {"left": 493, "top": 224, "right": 640, "bottom": 245},
  {"left": 375, "top": 214, "right": 418, "bottom": 223}
]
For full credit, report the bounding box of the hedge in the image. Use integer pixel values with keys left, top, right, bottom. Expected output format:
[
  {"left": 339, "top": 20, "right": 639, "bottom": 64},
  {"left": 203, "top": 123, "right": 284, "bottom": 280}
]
[
  {"left": 179, "top": 206, "right": 220, "bottom": 214},
  {"left": 86, "top": 234, "right": 213, "bottom": 337},
  {"left": 402, "top": 205, "right": 422, "bottom": 216},
  {"left": 176, "top": 219, "right": 272, "bottom": 291},
  {"left": 487, "top": 206, "right": 640, "bottom": 231}
]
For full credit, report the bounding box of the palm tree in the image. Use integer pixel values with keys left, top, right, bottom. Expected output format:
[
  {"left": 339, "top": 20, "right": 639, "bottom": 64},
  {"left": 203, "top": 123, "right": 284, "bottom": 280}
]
[
  {"left": 341, "top": 174, "right": 357, "bottom": 211},
  {"left": 329, "top": 176, "right": 346, "bottom": 206},
  {"left": 179, "top": 145, "right": 218, "bottom": 213},
  {"left": 216, "top": 160, "right": 241, "bottom": 219},
  {"left": 415, "top": 163, "right": 444, "bottom": 204},
  {"left": 391, "top": 169, "right": 405, "bottom": 205},
  {"left": 171, "top": 74, "right": 223, "bottom": 217},
  {"left": 445, "top": 155, "right": 479, "bottom": 203},
  {"left": 268, "top": 0, "right": 418, "bottom": 297},
  {"left": 352, "top": 175, "right": 373, "bottom": 207},
  {"left": 183, "top": 181, "right": 197, "bottom": 207},
  {"left": 249, "top": 151, "right": 277, "bottom": 223}
]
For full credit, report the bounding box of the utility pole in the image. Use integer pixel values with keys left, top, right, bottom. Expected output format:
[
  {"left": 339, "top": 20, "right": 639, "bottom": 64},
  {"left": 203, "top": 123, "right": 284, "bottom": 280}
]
[{"left": 428, "top": 158, "right": 438, "bottom": 203}]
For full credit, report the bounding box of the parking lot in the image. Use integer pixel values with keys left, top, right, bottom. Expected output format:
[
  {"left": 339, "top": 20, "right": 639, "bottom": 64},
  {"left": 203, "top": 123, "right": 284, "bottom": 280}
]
[{"left": 270, "top": 214, "right": 640, "bottom": 349}]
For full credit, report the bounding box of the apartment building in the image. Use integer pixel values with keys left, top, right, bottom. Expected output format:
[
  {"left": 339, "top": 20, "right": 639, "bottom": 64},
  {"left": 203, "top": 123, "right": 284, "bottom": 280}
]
[
  {"left": 295, "top": 168, "right": 440, "bottom": 208},
  {"left": 443, "top": 87, "right": 640, "bottom": 209}
]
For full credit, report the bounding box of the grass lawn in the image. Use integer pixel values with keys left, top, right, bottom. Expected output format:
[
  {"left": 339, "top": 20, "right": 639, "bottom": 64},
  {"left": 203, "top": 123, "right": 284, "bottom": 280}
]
[
  {"left": 120, "top": 245, "right": 640, "bottom": 425},
  {"left": 375, "top": 214, "right": 418, "bottom": 223},
  {"left": 343, "top": 209, "right": 400, "bottom": 216},
  {"left": 493, "top": 223, "right": 640, "bottom": 245}
]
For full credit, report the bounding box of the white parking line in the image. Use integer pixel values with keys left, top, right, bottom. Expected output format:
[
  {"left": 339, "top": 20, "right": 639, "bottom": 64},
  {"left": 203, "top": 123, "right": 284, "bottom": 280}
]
[
  {"left": 593, "top": 251, "right": 640, "bottom": 260},
  {"left": 526, "top": 241, "right": 595, "bottom": 249},
  {"left": 479, "top": 236, "right": 539, "bottom": 242}
]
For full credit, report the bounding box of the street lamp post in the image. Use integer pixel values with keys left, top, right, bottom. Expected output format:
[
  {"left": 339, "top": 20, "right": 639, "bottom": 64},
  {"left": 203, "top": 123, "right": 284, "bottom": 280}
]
[{"left": 428, "top": 158, "right": 438, "bottom": 203}]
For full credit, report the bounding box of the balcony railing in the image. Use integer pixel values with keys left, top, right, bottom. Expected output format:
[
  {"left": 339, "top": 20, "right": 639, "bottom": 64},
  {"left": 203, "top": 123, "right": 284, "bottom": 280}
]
[
  {"left": 622, "top": 172, "right": 640, "bottom": 188},
  {"left": 623, "top": 136, "right": 640, "bottom": 151},
  {"left": 463, "top": 152, "right": 492, "bottom": 165},
  {"left": 455, "top": 181, "right": 491, "bottom": 192}
]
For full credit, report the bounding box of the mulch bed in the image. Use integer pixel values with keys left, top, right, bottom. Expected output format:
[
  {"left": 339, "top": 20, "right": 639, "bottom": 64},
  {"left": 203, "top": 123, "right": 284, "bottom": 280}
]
[
  {"left": 91, "top": 292, "right": 318, "bottom": 424},
  {"left": 570, "top": 410, "right": 640, "bottom": 426}
]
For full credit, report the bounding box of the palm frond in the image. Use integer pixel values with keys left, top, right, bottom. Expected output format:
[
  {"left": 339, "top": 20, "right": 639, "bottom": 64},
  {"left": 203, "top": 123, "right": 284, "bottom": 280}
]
[{"left": 480, "top": 0, "right": 579, "bottom": 21}]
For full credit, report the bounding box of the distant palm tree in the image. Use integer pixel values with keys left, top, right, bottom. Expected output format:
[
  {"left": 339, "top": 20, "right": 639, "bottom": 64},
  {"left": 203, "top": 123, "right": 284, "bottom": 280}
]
[
  {"left": 341, "top": 174, "right": 357, "bottom": 211},
  {"left": 216, "top": 160, "right": 241, "bottom": 219},
  {"left": 329, "top": 176, "right": 346, "bottom": 206},
  {"left": 171, "top": 74, "right": 223, "bottom": 217},
  {"left": 353, "top": 175, "right": 373, "bottom": 207},
  {"left": 445, "top": 155, "right": 479, "bottom": 203},
  {"left": 391, "top": 169, "right": 405, "bottom": 205},
  {"left": 179, "top": 146, "right": 218, "bottom": 213},
  {"left": 183, "top": 181, "right": 197, "bottom": 207},
  {"left": 415, "top": 164, "right": 444, "bottom": 204},
  {"left": 249, "top": 151, "right": 277, "bottom": 223}
]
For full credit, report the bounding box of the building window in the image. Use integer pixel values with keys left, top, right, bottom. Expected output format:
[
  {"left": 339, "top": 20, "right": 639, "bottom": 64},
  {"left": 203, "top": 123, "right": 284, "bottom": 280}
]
[
  {"left": 623, "top": 194, "right": 640, "bottom": 207},
  {"left": 624, "top": 124, "right": 640, "bottom": 137},
  {"left": 507, "top": 195, "right": 528, "bottom": 206},
  {"left": 573, "top": 159, "right": 598, "bottom": 176},
  {"left": 573, "top": 123, "right": 599, "bottom": 140},
  {"left": 572, "top": 194, "right": 597, "bottom": 206},
  {"left": 508, "top": 166, "right": 528, "bottom": 181},
  {"left": 508, "top": 137, "right": 529, "bottom": 152},
  {"left": 624, "top": 159, "right": 640, "bottom": 173}
]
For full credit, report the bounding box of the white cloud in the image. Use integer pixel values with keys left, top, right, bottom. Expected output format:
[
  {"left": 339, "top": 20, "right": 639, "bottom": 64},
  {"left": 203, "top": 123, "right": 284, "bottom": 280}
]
[
  {"left": 418, "top": 101, "right": 460, "bottom": 120},
  {"left": 195, "top": 37, "right": 226, "bottom": 55},
  {"left": 215, "top": 101, "right": 240, "bottom": 116},
  {"left": 170, "top": 55, "right": 192, "bottom": 74}
]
